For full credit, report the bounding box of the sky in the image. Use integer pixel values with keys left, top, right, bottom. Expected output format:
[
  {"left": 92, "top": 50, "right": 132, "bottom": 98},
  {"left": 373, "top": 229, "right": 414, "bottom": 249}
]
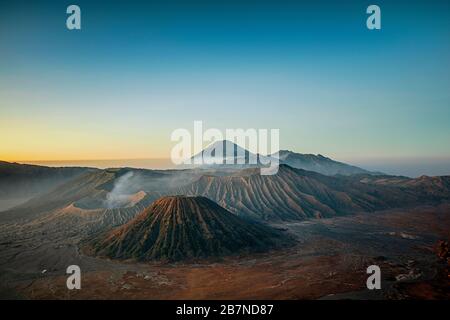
[{"left": 0, "top": 0, "right": 449, "bottom": 176}]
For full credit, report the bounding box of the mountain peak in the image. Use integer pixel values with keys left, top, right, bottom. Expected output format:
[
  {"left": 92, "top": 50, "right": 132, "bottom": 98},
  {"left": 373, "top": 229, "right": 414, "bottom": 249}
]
[
  {"left": 275, "top": 150, "right": 371, "bottom": 176},
  {"left": 188, "top": 140, "right": 264, "bottom": 168},
  {"left": 196, "top": 140, "right": 256, "bottom": 156},
  {"left": 87, "top": 195, "right": 290, "bottom": 261},
  {"left": 186, "top": 143, "right": 372, "bottom": 176}
]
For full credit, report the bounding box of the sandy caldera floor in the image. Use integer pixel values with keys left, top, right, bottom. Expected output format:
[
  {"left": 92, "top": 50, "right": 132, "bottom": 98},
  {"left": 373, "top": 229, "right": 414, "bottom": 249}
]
[{"left": 0, "top": 204, "right": 449, "bottom": 299}]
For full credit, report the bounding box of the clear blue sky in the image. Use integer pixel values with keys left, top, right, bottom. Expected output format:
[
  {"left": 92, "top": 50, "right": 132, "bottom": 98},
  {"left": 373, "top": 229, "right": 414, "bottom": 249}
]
[{"left": 1, "top": 0, "right": 449, "bottom": 176}]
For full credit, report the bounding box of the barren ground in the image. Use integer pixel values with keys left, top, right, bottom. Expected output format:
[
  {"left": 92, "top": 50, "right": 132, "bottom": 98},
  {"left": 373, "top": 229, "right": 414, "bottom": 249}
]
[{"left": 0, "top": 204, "right": 449, "bottom": 299}]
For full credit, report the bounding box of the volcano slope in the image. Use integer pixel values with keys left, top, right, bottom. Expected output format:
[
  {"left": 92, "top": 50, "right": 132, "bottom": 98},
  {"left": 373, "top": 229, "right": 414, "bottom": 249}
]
[
  {"left": 0, "top": 161, "right": 93, "bottom": 212},
  {"left": 177, "top": 164, "right": 450, "bottom": 221},
  {"left": 87, "top": 196, "right": 291, "bottom": 261}
]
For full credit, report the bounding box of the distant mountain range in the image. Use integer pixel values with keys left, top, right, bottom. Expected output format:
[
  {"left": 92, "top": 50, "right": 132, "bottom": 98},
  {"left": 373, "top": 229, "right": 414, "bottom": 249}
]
[
  {"left": 185, "top": 140, "right": 375, "bottom": 176},
  {"left": 1, "top": 141, "right": 449, "bottom": 225},
  {"left": 2, "top": 152, "right": 450, "bottom": 262},
  {"left": 276, "top": 150, "right": 374, "bottom": 176},
  {"left": 2, "top": 161, "right": 449, "bottom": 225}
]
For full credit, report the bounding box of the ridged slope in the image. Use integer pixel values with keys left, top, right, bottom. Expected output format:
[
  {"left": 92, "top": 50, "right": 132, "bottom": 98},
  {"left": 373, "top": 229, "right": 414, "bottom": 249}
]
[
  {"left": 88, "top": 196, "right": 289, "bottom": 261},
  {"left": 177, "top": 165, "right": 421, "bottom": 221}
]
